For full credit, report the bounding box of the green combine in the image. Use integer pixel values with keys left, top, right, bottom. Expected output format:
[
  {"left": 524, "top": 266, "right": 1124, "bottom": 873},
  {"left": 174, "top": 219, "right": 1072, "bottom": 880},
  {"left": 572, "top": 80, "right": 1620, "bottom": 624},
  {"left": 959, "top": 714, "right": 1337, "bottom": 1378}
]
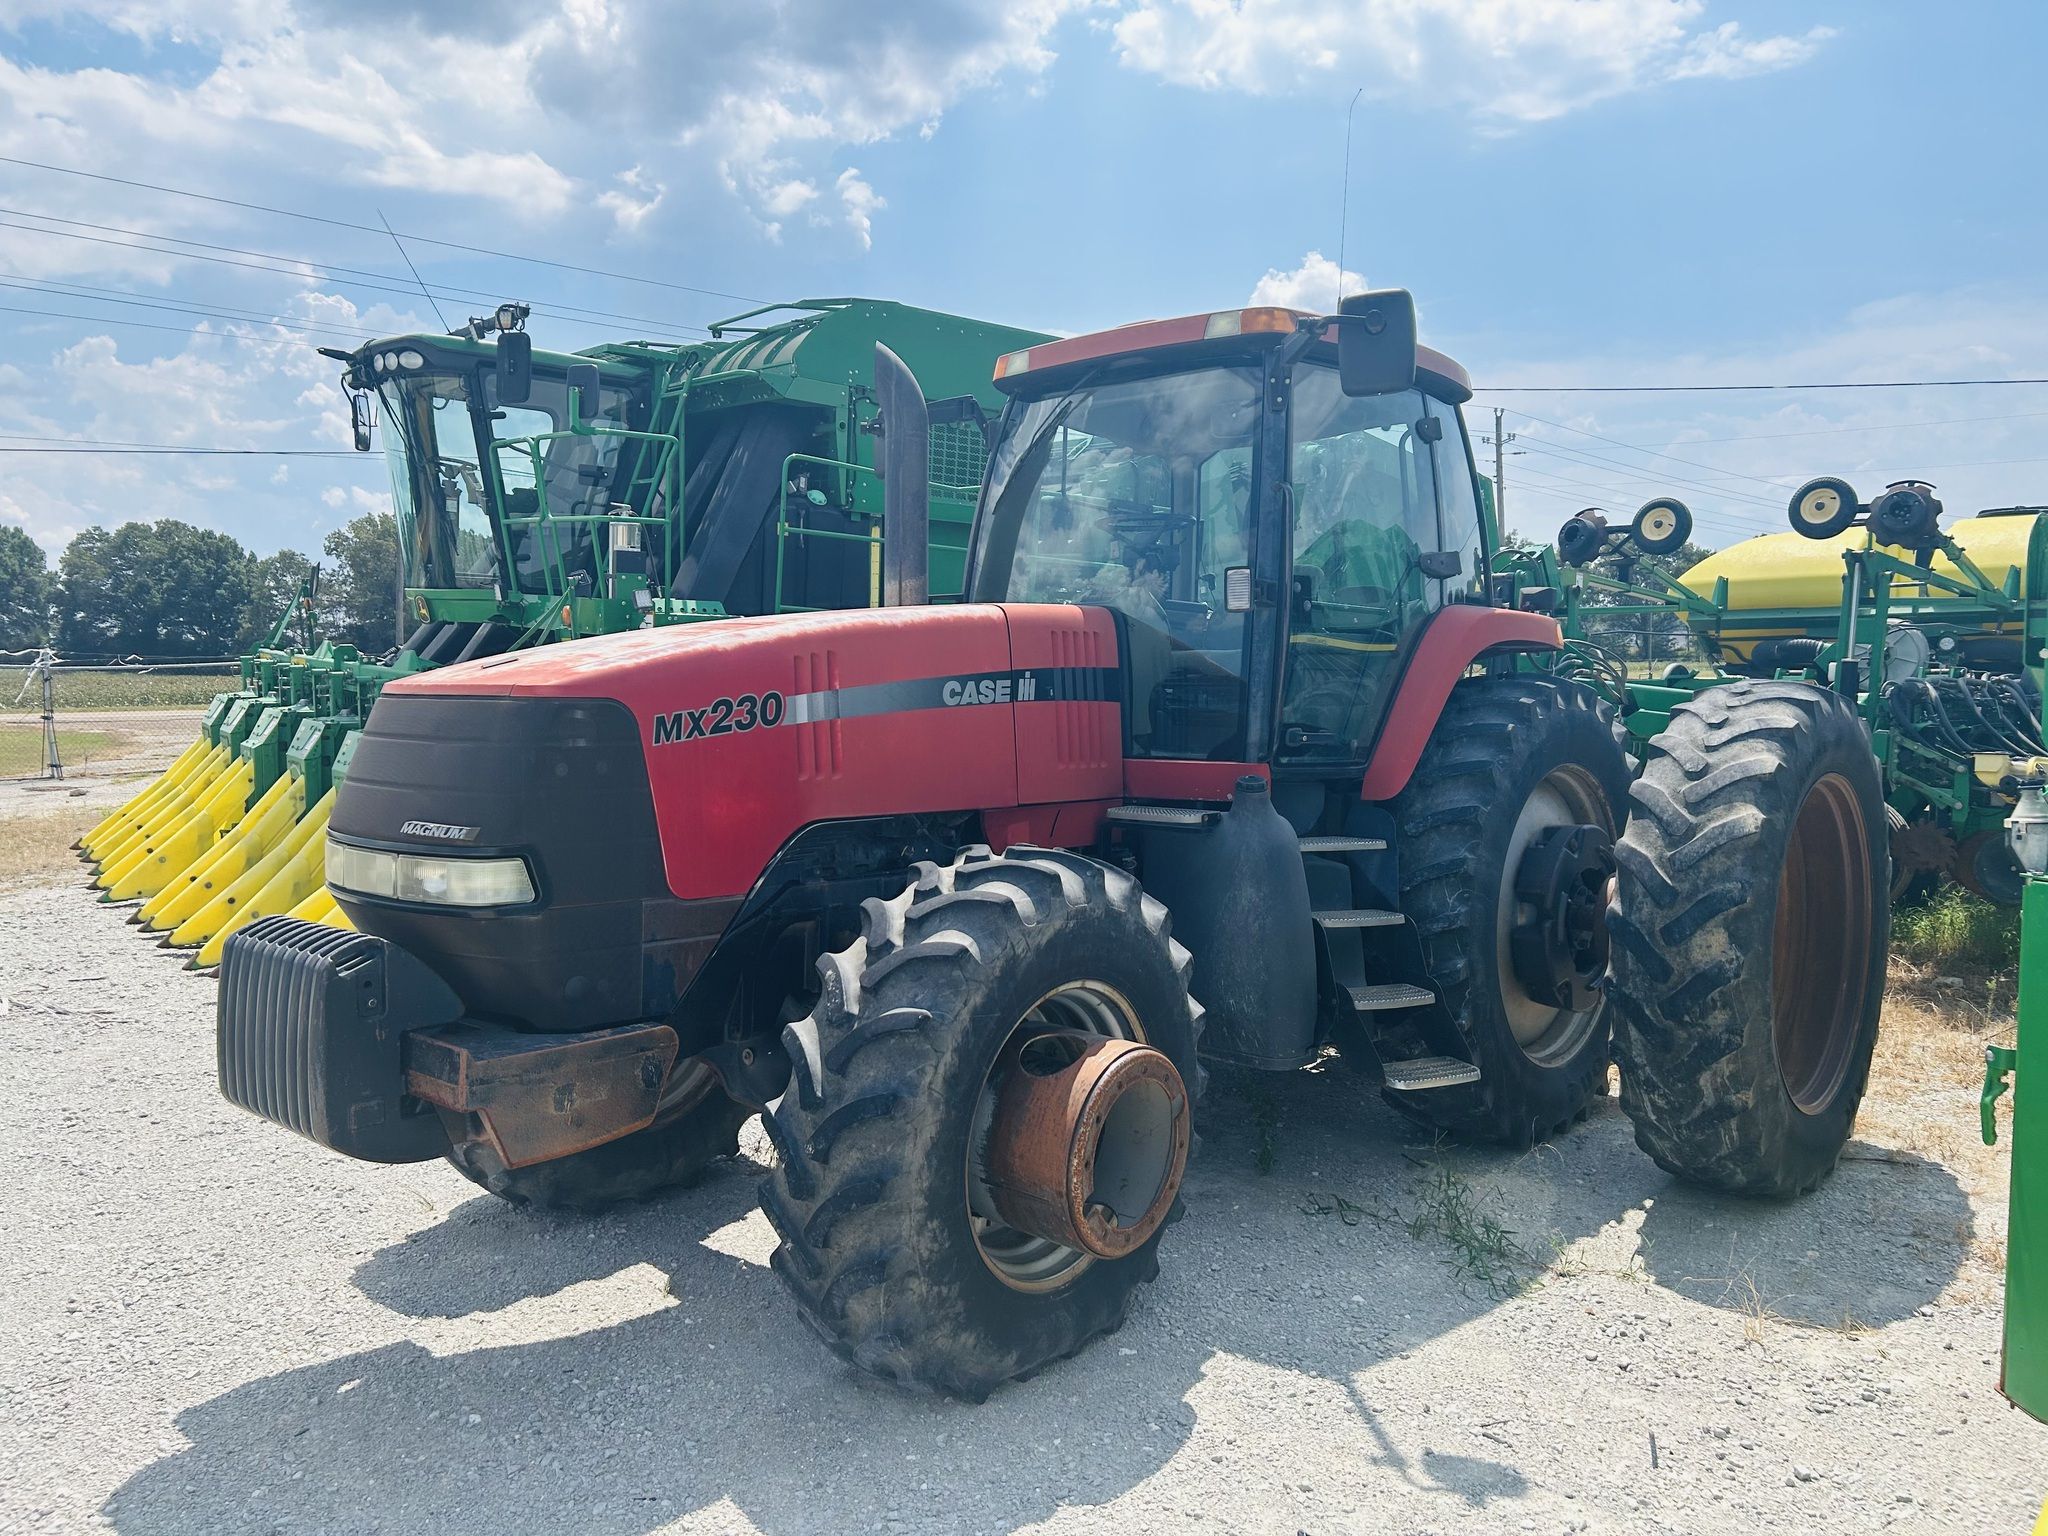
[{"left": 79, "top": 298, "right": 1049, "bottom": 963}]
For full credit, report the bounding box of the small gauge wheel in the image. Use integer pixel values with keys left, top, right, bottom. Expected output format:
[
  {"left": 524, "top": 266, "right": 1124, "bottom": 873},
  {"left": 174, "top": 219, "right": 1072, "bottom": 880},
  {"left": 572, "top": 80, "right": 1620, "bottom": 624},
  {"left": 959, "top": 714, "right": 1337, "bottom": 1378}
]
[
  {"left": 1556, "top": 511, "right": 1609, "bottom": 567},
  {"left": 1629, "top": 498, "right": 1693, "bottom": 556},
  {"left": 1788, "top": 477, "right": 1860, "bottom": 539}
]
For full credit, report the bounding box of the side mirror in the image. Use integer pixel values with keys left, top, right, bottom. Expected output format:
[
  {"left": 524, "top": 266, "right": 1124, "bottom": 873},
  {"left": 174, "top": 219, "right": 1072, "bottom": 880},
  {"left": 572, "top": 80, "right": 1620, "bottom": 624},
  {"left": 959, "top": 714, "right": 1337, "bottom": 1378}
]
[
  {"left": 1336, "top": 288, "right": 1418, "bottom": 397},
  {"left": 873, "top": 342, "right": 930, "bottom": 607},
  {"left": 566, "top": 363, "right": 601, "bottom": 431},
  {"left": 349, "top": 391, "right": 375, "bottom": 453},
  {"left": 497, "top": 330, "right": 533, "bottom": 407}
]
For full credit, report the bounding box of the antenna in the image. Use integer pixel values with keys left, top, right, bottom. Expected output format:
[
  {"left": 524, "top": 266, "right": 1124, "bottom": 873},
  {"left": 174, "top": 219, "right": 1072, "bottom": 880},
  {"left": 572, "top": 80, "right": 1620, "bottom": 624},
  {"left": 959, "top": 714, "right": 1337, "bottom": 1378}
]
[
  {"left": 1336, "top": 87, "right": 1364, "bottom": 305},
  {"left": 377, "top": 210, "right": 450, "bottom": 332}
]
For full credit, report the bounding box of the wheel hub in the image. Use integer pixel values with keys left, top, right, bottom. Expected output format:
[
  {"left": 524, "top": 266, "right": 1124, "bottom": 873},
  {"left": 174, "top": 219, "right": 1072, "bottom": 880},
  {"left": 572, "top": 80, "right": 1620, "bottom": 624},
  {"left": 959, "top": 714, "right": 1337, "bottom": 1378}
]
[
  {"left": 1509, "top": 823, "right": 1617, "bottom": 1013},
  {"left": 982, "top": 1031, "right": 1190, "bottom": 1260}
]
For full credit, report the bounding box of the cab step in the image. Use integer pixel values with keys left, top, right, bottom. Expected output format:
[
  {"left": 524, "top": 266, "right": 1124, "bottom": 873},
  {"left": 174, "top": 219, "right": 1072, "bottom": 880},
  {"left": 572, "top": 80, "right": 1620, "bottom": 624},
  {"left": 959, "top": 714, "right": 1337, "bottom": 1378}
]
[
  {"left": 1104, "top": 804, "right": 1221, "bottom": 829},
  {"left": 1381, "top": 1055, "right": 1482, "bottom": 1092},
  {"left": 1300, "top": 835, "right": 1387, "bottom": 853},
  {"left": 1347, "top": 982, "right": 1434, "bottom": 1011},
  {"left": 1314, "top": 908, "right": 1405, "bottom": 930}
]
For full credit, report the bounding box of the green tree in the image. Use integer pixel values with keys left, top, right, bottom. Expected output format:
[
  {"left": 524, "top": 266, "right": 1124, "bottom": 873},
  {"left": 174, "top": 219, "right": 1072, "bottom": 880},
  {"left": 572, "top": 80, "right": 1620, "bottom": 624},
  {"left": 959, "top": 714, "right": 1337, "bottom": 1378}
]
[
  {"left": 0, "top": 525, "right": 55, "bottom": 650},
  {"left": 237, "top": 548, "right": 319, "bottom": 652},
  {"left": 320, "top": 511, "right": 401, "bottom": 654},
  {"left": 55, "top": 520, "right": 254, "bottom": 658}
]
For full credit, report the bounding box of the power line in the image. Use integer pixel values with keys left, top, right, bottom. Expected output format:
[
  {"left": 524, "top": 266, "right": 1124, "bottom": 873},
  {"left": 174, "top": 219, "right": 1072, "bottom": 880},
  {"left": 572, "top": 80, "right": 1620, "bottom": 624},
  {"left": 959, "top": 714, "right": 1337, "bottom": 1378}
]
[
  {"left": 1513, "top": 438, "right": 1789, "bottom": 513},
  {"left": 0, "top": 273, "right": 377, "bottom": 344},
  {"left": 1499, "top": 406, "right": 1793, "bottom": 492},
  {"left": 1630, "top": 408, "right": 2048, "bottom": 448},
  {"left": 0, "top": 153, "right": 769, "bottom": 307},
  {"left": 0, "top": 445, "right": 360, "bottom": 456},
  {"left": 0, "top": 208, "right": 710, "bottom": 339},
  {"left": 0, "top": 301, "right": 339, "bottom": 349},
  {"left": 1476, "top": 377, "right": 2048, "bottom": 393}
]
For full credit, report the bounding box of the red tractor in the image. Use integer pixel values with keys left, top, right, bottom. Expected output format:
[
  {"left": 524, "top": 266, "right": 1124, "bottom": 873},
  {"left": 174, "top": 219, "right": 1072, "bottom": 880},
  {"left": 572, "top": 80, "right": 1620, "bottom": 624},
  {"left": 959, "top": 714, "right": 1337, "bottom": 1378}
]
[{"left": 218, "top": 293, "right": 1888, "bottom": 1397}]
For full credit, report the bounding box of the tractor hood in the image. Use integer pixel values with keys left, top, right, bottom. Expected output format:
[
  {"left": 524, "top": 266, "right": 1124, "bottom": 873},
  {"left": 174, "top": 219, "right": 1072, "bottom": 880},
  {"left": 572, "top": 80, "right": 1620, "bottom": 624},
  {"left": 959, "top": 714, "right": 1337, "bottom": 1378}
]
[{"left": 368, "top": 603, "right": 1123, "bottom": 902}]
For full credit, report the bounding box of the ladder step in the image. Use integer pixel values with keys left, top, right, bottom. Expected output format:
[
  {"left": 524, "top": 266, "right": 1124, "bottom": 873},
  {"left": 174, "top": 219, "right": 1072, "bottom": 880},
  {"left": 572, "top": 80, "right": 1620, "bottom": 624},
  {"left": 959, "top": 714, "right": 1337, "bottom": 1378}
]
[
  {"left": 1314, "top": 908, "right": 1405, "bottom": 929},
  {"left": 1105, "top": 804, "right": 1221, "bottom": 828},
  {"left": 1381, "top": 1055, "right": 1482, "bottom": 1092},
  {"left": 1348, "top": 983, "right": 1435, "bottom": 1012},
  {"left": 1300, "top": 835, "right": 1387, "bottom": 853}
]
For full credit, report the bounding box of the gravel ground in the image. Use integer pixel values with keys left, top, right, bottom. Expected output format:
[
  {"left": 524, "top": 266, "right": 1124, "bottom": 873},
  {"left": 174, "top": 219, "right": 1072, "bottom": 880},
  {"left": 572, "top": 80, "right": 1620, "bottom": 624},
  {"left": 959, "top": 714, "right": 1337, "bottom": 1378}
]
[{"left": 1, "top": 879, "right": 2043, "bottom": 1535}]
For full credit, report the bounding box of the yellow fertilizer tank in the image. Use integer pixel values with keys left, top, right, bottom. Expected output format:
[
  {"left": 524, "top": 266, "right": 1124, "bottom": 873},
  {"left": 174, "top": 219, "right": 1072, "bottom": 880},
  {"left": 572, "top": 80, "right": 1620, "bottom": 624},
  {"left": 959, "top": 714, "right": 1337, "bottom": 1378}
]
[{"left": 1678, "top": 510, "right": 2036, "bottom": 664}]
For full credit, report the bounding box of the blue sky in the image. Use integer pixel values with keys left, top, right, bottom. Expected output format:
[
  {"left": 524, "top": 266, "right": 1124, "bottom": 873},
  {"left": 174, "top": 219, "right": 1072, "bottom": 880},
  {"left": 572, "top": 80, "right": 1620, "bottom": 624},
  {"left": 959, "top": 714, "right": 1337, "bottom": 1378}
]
[{"left": 1, "top": 0, "right": 2043, "bottom": 563}]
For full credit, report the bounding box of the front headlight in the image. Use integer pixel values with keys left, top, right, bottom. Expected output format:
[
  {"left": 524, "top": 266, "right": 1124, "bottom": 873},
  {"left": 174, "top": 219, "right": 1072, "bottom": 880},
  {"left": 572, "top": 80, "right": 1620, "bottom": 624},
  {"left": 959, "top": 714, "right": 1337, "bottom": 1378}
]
[{"left": 326, "top": 838, "right": 535, "bottom": 907}]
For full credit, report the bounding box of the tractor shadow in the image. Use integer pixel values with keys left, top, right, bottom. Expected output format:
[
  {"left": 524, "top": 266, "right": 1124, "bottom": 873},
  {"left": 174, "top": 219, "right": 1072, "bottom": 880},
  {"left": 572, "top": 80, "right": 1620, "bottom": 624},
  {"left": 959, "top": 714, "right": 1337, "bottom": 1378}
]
[{"left": 101, "top": 1064, "right": 1970, "bottom": 1534}]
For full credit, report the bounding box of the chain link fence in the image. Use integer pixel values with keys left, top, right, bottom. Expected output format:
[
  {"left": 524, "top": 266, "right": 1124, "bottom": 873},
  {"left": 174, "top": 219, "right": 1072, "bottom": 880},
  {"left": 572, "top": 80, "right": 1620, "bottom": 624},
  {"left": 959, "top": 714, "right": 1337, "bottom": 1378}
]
[{"left": 1, "top": 653, "right": 237, "bottom": 783}]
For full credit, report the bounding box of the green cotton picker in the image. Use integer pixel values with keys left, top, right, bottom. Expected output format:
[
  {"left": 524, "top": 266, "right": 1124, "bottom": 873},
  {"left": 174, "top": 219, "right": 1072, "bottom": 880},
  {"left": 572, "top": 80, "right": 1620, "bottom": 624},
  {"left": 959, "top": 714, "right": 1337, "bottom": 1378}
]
[{"left": 77, "top": 298, "right": 1048, "bottom": 966}]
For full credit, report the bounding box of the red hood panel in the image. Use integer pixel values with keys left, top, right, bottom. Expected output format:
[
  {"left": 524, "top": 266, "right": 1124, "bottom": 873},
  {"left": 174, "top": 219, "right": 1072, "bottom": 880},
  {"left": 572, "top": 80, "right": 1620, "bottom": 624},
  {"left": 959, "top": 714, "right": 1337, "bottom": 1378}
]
[{"left": 383, "top": 604, "right": 1121, "bottom": 900}]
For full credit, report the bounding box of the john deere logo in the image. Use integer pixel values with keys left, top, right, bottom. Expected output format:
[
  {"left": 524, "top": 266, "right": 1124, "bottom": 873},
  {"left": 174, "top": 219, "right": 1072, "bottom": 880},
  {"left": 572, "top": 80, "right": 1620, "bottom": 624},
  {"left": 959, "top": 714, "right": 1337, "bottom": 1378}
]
[{"left": 399, "top": 820, "right": 480, "bottom": 843}]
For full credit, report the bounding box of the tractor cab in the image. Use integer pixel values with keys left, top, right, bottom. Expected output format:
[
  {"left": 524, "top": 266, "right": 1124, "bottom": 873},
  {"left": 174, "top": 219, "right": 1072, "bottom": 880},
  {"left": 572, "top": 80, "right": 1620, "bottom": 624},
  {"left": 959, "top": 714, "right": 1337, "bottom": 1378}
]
[{"left": 963, "top": 302, "right": 1492, "bottom": 771}]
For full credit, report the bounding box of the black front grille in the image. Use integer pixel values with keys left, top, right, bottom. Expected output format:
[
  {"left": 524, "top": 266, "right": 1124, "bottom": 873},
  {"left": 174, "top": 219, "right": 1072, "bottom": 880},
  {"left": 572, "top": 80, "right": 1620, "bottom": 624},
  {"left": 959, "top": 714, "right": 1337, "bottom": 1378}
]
[{"left": 331, "top": 693, "right": 673, "bottom": 1031}]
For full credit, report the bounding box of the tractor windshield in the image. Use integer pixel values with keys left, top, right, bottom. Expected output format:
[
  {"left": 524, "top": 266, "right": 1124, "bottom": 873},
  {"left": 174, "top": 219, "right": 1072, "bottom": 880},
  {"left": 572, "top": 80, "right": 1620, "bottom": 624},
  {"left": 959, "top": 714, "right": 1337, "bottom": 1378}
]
[
  {"left": 973, "top": 365, "right": 1261, "bottom": 760},
  {"left": 378, "top": 366, "right": 633, "bottom": 597}
]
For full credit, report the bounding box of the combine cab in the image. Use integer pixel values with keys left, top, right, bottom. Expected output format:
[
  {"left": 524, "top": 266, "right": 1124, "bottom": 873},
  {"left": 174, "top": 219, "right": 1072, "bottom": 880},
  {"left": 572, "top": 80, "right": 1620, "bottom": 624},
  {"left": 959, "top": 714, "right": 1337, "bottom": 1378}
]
[
  {"left": 79, "top": 299, "right": 1047, "bottom": 964},
  {"left": 217, "top": 293, "right": 1890, "bottom": 1396}
]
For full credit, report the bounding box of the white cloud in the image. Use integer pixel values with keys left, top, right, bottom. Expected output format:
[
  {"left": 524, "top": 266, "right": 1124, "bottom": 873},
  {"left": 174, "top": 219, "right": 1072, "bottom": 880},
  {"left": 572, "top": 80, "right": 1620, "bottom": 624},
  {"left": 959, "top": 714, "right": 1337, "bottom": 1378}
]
[
  {"left": 833, "top": 169, "right": 885, "bottom": 252},
  {"left": 596, "top": 165, "right": 664, "bottom": 233},
  {"left": 1248, "top": 250, "right": 1364, "bottom": 311},
  {"left": 1112, "top": 0, "right": 1833, "bottom": 127}
]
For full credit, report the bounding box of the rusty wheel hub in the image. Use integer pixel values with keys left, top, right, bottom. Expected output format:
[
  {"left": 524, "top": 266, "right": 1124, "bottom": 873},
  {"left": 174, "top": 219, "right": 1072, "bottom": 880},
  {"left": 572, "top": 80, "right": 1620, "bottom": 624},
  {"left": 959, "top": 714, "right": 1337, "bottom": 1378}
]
[{"left": 982, "top": 1029, "right": 1190, "bottom": 1265}]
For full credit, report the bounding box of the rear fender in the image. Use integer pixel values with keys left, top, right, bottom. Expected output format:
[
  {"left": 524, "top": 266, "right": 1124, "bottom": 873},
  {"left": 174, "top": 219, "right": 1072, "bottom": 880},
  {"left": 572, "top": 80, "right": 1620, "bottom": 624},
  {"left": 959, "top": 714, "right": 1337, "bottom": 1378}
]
[{"left": 1357, "top": 607, "right": 1563, "bottom": 801}]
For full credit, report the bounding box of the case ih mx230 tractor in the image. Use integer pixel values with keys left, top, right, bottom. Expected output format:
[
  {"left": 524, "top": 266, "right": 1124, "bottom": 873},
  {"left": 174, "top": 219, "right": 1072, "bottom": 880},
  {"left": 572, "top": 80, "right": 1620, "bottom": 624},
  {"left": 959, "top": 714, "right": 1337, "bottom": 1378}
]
[{"left": 218, "top": 293, "right": 1889, "bottom": 1397}]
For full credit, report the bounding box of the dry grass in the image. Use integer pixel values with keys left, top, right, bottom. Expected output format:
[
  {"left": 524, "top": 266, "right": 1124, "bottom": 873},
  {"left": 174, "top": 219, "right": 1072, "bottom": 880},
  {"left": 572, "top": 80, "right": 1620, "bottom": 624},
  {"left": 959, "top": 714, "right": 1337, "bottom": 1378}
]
[
  {"left": 0, "top": 803, "right": 102, "bottom": 888},
  {"left": 1856, "top": 953, "right": 2016, "bottom": 1298}
]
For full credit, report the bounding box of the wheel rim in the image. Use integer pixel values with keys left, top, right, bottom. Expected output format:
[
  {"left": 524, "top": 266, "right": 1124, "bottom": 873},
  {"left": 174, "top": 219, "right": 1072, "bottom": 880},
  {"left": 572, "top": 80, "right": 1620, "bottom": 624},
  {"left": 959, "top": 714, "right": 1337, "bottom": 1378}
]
[
  {"left": 1497, "top": 765, "right": 1613, "bottom": 1062},
  {"left": 1771, "top": 772, "right": 1874, "bottom": 1115},
  {"left": 1794, "top": 484, "right": 1842, "bottom": 531},
  {"left": 966, "top": 981, "right": 1145, "bottom": 1293}
]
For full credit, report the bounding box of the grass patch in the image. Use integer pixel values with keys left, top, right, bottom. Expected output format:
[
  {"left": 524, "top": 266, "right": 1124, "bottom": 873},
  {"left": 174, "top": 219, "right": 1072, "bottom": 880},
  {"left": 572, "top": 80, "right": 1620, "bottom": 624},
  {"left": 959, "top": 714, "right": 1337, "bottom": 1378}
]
[
  {"left": 1891, "top": 886, "right": 2019, "bottom": 974},
  {"left": 0, "top": 728, "right": 130, "bottom": 777},
  {"left": 0, "top": 667, "right": 235, "bottom": 712},
  {"left": 0, "top": 805, "right": 100, "bottom": 885},
  {"left": 1405, "top": 1161, "right": 1536, "bottom": 1297}
]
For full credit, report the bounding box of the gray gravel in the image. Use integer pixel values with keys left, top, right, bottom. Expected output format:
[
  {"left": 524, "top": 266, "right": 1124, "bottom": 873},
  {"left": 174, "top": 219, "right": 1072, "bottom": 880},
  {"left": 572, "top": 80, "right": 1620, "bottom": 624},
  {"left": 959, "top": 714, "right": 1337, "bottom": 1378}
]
[{"left": 1, "top": 881, "right": 2042, "bottom": 1535}]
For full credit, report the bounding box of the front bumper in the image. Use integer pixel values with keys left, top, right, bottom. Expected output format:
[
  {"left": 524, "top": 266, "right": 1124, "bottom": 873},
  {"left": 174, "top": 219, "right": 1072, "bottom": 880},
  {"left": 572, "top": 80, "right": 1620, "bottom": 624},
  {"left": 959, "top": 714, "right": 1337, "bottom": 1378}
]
[{"left": 217, "top": 916, "right": 679, "bottom": 1168}]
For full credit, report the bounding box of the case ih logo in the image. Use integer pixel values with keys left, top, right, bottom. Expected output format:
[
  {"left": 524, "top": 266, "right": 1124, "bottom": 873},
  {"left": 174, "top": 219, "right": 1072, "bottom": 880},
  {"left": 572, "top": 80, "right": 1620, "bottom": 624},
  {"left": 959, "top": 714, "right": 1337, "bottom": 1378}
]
[
  {"left": 399, "top": 820, "right": 481, "bottom": 843},
  {"left": 649, "top": 667, "right": 1118, "bottom": 750}
]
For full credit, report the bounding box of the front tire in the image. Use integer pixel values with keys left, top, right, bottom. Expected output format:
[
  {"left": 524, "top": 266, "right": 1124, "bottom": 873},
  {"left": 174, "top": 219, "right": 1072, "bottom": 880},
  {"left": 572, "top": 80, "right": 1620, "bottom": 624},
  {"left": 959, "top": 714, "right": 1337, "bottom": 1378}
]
[
  {"left": 1610, "top": 680, "right": 1888, "bottom": 1197},
  {"left": 1387, "top": 675, "right": 1631, "bottom": 1146},
  {"left": 759, "top": 846, "right": 1204, "bottom": 1399}
]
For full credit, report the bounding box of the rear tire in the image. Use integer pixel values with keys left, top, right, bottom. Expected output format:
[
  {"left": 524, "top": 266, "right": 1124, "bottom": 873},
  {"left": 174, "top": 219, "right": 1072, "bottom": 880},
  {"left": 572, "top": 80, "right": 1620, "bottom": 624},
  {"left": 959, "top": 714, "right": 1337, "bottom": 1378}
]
[
  {"left": 1610, "top": 679, "right": 1888, "bottom": 1197},
  {"left": 759, "top": 845, "right": 1204, "bottom": 1399},
  {"left": 1386, "top": 675, "right": 1631, "bottom": 1146},
  {"left": 444, "top": 1069, "right": 752, "bottom": 1212}
]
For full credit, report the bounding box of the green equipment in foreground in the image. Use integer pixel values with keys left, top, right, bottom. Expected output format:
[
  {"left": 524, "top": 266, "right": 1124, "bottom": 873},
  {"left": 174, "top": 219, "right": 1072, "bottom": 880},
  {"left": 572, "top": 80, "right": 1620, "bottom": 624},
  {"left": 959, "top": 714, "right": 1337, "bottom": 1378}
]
[
  {"left": 1987, "top": 856, "right": 2045, "bottom": 1424},
  {"left": 79, "top": 297, "right": 1049, "bottom": 964},
  {"left": 1510, "top": 480, "right": 2048, "bottom": 904}
]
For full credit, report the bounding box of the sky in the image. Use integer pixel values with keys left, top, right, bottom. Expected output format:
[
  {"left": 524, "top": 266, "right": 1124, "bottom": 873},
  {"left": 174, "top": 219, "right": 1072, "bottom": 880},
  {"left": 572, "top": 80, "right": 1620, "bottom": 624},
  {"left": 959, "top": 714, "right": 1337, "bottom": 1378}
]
[{"left": 0, "top": 0, "right": 2044, "bottom": 564}]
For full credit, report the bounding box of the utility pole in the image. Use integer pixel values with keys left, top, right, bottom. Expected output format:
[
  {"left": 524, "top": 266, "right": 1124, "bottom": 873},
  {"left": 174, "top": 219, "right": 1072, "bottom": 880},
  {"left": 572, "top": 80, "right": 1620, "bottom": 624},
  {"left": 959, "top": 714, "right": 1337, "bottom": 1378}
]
[{"left": 1480, "top": 407, "right": 1519, "bottom": 529}]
